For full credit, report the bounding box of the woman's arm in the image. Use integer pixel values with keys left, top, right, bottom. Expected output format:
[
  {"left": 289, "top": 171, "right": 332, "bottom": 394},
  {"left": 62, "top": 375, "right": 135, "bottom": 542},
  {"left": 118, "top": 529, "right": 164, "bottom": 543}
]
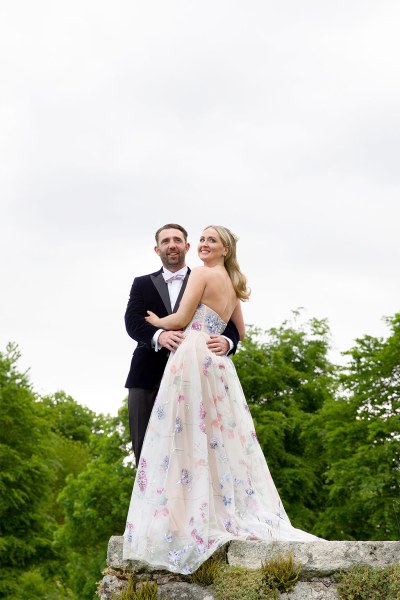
[
  {"left": 230, "top": 300, "right": 246, "bottom": 340},
  {"left": 145, "top": 267, "right": 206, "bottom": 330}
]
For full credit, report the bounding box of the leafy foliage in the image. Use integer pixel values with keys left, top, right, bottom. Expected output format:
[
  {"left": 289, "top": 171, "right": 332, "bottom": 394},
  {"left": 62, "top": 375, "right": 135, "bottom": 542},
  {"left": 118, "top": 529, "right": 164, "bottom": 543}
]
[
  {"left": 316, "top": 314, "right": 400, "bottom": 540},
  {"left": 233, "top": 313, "right": 335, "bottom": 531},
  {"left": 0, "top": 343, "right": 134, "bottom": 599},
  {"left": 0, "top": 343, "right": 58, "bottom": 597},
  {"left": 55, "top": 403, "right": 134, "bottom": 599},
  {"left": 1, "top": 311, "right": 399, "bottom": 598},
  {"left": 39, "top": 391, "right": 100, "bottom": 443},
  {"left": 234, "top": 313, "right": 334, "bottom": 412},
  {"left": 6, "top": 568, "right": 74, "bottom": 600}
]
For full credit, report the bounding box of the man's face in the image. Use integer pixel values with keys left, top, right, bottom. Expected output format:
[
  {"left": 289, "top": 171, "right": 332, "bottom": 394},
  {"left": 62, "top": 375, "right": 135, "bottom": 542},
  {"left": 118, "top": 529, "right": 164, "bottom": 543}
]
[{"left": 154, "top": 228, "right": 190, "bottom": 271}]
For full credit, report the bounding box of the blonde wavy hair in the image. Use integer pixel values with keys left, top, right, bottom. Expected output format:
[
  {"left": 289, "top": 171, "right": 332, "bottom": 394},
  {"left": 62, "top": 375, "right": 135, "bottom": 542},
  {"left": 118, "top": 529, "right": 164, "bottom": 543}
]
[{"left": 203, "top": 225, "right": 250, "bottom": 301}]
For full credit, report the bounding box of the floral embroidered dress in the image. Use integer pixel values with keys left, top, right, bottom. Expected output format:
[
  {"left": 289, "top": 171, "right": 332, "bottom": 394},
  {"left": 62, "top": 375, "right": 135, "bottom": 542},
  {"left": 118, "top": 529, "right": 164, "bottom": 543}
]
[{"left": 123, "top": 304, "right": 319, "bottom": 574}]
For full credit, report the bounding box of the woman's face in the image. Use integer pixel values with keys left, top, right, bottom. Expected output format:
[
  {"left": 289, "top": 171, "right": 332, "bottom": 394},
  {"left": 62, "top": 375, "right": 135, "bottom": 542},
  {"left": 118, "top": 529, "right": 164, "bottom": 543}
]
[{"left": 198, "top": 227, "right": 227, "bottom": 263}]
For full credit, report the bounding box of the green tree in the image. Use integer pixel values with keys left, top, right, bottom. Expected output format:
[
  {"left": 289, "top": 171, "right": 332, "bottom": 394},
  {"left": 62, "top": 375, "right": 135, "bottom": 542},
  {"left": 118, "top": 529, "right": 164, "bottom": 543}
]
[
  {"left": 0, "top": 344, "right": 114, "bottom": 598},
  {"left": 0, "top": 343, "right": 57, "bottom": 598},
  {"left": 55, "top": 401, "right": 134, "bottom": 599},
  {"left": 233, "top": 313, "right": 336, "bottom": 531},
  {"left": 37, "top": 392, "right": 101, "bottom": 525},
  {"left": 317, "top": 314, "right": 400, "bottom": 540},
  {"left": 39, "top": 391, "right": 100, "bottom": 444}
]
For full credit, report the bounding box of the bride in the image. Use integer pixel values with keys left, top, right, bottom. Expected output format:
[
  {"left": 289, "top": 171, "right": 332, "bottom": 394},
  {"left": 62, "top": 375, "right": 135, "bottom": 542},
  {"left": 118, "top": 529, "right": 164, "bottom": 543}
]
[{"left": 123, "top": 225, "right": 320, "bottom": 574}]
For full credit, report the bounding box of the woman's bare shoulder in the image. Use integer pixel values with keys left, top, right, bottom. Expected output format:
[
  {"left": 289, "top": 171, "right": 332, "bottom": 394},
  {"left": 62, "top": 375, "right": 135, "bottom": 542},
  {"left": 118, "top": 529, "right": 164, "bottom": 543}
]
[{"left": 190, "top": 266, "right": 206, "bottom": 277}]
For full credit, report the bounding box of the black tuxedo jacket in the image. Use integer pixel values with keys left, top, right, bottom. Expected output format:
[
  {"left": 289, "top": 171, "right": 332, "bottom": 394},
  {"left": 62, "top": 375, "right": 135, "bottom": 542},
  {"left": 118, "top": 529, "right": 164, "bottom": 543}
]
[{"left": 124, "top": 267, "right": 240, "bottom": 389}]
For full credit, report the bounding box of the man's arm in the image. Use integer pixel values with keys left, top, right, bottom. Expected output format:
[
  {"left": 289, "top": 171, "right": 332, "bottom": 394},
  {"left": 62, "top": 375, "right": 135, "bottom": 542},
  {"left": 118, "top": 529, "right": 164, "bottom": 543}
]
[
  {"left": 222, "top": 318, "right": 240, "bottom": 355},
  {"left": 125, "top": 277, "right": 185, "bottom": 352},
  {"left": 124, "top": 278, "right": 159, "bottom": 349}
]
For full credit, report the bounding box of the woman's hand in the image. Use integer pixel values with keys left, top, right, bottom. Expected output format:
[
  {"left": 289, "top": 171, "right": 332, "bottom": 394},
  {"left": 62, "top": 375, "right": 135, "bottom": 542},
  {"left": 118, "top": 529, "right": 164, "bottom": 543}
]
[{"left": 145, "top": 310, "right": 161, "bottom": 327}]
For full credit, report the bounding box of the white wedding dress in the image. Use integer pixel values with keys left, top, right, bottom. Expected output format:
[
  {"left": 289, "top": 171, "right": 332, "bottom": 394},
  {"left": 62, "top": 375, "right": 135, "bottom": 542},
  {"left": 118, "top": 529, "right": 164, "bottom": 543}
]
[{"left": 123, "top": 304, "right": 320, "bottom": 574}]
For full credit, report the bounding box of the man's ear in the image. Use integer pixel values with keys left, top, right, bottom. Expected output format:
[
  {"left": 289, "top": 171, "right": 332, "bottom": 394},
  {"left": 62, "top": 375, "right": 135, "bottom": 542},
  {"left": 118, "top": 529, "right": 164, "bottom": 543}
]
[{"left": 154, "top": 246, "right": 161, "bottom": 256}]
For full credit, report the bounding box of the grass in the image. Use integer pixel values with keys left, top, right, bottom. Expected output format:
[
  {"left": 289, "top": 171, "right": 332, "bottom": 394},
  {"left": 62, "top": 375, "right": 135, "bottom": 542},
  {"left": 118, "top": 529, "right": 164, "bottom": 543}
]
[
  {"left": 260, "top": 550, "right": 301, "bottom": 593},
  {"left": 112, "top": 574, "right": 157, "bottom": 600},
  {"left": 213, "top": 565, "right": 278, "bottom": 600},
  {"left": 189, "top": 549, "right": 302, "bottom": 599},
  {"left": 336, "top": 564, "right": 400, "bottom": 600},
  {"left": 190, "top": 556, "right": 224, "bottom": 586}
]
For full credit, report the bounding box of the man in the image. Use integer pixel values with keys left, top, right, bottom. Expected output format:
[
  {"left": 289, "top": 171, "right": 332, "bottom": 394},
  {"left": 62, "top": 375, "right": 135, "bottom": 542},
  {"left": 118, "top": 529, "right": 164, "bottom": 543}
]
[{"left": 124, "top": 223, "right": 240, "bottom": 464}]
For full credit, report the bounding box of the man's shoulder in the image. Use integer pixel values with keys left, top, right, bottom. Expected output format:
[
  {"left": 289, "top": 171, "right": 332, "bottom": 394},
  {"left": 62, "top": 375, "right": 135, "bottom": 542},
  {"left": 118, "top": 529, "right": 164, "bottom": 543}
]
[{"left": 133, "top": 269, "right": 163, "bottom": 283}]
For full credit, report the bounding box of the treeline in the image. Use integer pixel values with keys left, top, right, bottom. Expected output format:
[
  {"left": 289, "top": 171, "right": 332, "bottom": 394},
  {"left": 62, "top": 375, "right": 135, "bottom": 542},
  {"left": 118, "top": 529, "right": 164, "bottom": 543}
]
[{"left": 0, "top": 312, "right": 399, "bottom": 599}]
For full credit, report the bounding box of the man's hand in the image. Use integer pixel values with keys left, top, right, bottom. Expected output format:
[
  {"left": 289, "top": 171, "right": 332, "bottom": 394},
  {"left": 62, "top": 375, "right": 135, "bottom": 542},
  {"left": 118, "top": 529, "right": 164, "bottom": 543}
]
[
  {"left": 206, "top": 335, "right": 229, "bottom": 356},
  {"left": 158, "top": 330, "right": 185, "bottom": 352}
]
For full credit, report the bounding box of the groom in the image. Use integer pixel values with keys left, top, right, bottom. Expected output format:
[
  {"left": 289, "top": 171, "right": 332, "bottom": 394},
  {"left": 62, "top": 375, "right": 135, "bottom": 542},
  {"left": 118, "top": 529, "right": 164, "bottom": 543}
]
[{"left": 124, "top": 223, "right": 240, "bottom": 464}]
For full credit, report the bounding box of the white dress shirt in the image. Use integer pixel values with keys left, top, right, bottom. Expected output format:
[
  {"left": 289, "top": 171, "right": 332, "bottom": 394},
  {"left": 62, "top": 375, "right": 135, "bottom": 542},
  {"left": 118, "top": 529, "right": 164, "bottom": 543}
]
[
  {"left": 152, "top": 267, "right": 188, "bottom": 351},
  {"left": 162, "top": 266, "right": 188, "bottom": 309}
]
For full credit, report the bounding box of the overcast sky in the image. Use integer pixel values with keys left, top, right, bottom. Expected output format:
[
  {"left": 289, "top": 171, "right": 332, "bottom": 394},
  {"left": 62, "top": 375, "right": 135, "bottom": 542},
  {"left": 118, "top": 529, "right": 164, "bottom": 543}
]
[{"left": 1, "top": 1, "right": 399, "bottom": 416}]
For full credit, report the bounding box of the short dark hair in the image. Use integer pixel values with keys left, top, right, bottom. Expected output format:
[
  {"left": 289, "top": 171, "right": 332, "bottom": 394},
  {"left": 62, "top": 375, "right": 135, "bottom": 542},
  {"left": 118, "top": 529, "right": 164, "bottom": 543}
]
[{"left": 155, "top": 223, "right": 188, "bottom": 243}]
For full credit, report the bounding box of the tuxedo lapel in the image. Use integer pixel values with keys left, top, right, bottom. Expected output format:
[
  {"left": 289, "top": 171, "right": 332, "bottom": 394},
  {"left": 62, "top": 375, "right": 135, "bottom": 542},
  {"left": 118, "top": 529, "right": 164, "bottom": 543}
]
[
  {"left": 150, "top": 271, "right": 172, "bottom": 314},
  {"left": 173, "top": 268, "right": 191, "bottom": 312}
]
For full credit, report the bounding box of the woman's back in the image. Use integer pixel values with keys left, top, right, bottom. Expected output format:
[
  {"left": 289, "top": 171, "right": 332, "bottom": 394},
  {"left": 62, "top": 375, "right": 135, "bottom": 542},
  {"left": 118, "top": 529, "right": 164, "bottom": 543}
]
[{"left": 198, "top": 265, "right": 238, "bottom": 323}]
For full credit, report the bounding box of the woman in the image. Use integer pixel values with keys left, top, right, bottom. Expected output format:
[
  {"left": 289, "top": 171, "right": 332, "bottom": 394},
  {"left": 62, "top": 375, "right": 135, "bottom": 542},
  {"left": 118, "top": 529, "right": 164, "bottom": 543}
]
[{"left": 123, "top": 226, "right": 319, "bottom": 574}]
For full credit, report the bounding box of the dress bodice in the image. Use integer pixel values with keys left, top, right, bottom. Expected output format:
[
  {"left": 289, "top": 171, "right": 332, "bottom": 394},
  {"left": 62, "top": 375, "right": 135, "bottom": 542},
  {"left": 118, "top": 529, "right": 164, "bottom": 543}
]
[{"left": 184, "top": 303, "right": 227, "bottom": 336}]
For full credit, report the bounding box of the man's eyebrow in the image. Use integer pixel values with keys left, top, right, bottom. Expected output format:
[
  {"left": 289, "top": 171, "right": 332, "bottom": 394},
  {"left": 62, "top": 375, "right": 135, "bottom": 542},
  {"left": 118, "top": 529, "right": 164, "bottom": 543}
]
[{"left": 160, "top": 236, "right": 184, "bottom": 243}]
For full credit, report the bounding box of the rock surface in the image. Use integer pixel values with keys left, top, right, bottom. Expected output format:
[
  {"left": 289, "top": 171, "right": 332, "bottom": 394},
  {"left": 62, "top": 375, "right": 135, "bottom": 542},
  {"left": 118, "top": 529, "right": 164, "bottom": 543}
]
[
  {"left": 97, "top": 573, "right": 128, "bottom": 600},
  {"left": 280, "top": 580, "right": 338, "bottom": 600},
  {"left": 228, "top": 539, "right": 400, "bottom": 575},
  {"left": 97, "top": 536, "right": 400, "bottom": 599},
  {"left": 157, "top": 582, "right": 216, "bottom": 599}
]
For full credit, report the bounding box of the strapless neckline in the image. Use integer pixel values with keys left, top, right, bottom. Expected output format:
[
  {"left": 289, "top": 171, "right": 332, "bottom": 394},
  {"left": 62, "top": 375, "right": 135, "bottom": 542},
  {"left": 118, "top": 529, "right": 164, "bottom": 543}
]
[{"left": 185, "top": 303, "right": 227, "bottom": 336}]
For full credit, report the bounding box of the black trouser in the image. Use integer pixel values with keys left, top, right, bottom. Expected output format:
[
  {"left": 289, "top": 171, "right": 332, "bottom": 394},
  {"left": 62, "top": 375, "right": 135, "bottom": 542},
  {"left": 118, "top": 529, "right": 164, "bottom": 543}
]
[{"left": 128, "top": 387, "right": 159, "bottom": 466}]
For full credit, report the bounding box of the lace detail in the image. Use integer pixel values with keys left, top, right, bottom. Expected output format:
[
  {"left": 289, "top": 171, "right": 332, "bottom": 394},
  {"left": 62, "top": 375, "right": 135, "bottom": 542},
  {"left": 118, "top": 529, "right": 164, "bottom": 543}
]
[{"left": 185, "top": 304, "right": 227, "bottom": 336}]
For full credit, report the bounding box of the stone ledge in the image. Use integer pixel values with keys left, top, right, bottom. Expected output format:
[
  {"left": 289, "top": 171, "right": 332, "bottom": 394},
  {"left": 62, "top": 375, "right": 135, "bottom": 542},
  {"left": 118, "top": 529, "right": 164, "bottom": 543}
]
[
  {"left": 98, "top": 536, "right": 400, "bottom": 600},
  {"left": 107, "top": 536, "right": 400, "bottom": 575},
  {"left": 280, "top": 580, "right": 338, "bottom": 600},
  {"left": 228, "top": 539, "right": 400, "bottom": 576}
]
